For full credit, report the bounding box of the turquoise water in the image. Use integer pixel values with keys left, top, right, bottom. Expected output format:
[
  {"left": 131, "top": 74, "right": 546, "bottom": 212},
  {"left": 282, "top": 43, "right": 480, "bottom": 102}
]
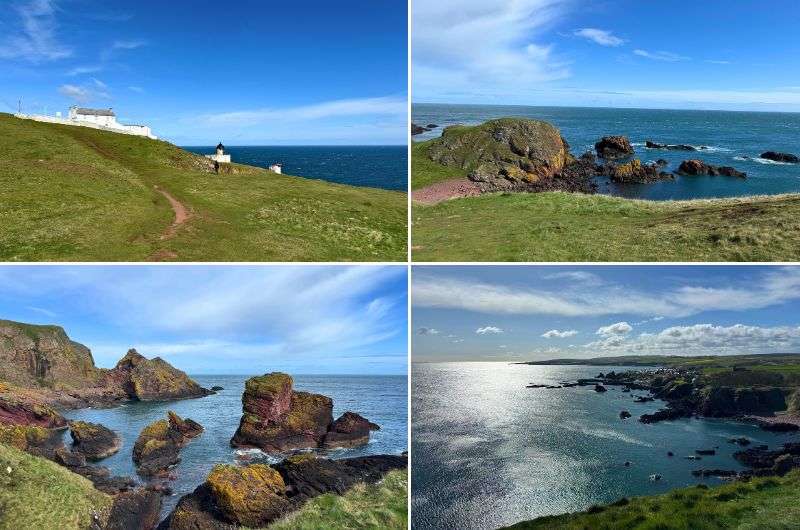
[
  {"left": 413, "top": 104, "right": 800, "bottom": 200},
  {"left": 183, "top": 145, "right": 408, "bottom": 191},
  {"left": 63, "top": 374, "right": 407, "bottom": 518},
  {"left": 411, "top": 362, "right": 797, "bottom": 530}
]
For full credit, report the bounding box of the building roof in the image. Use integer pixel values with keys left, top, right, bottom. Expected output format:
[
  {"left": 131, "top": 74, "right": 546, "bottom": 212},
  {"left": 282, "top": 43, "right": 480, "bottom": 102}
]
[
  {"left": 216, "top": 142, "right": 225, "bottom": 150},
  {"left": 74, "top": 107, "right": 115, "bottom": 117}
]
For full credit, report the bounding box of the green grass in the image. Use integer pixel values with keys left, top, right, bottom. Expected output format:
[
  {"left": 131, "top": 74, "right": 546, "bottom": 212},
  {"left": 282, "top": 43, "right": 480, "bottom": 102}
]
[
  {"left": 0, "top": 442, "right": 113, "bottom": 530},
  {"left": 266, "top": 469, "right": 408, "bottom": 530},
  {"left": 411, "top": 139, "right": 800, "bottom": 261},
  {"left": 0, "top": 113, "right": 407, "bottom": 261},
  {"left": 503, "top": 471, "right": 800, "bottom": 530}
]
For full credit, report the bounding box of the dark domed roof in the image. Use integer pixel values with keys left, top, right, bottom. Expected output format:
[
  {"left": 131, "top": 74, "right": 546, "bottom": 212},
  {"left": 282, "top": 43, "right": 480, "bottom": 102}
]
[{"left": 216, "top": 142, "right": 224, "bottom": 150}]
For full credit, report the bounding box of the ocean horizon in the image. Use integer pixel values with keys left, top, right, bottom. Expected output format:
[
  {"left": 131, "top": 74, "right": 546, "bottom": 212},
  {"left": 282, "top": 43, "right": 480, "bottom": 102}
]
[
  {"left": 413, "top": 103, "right": 800, "bottom": 200},
  {"left": 183, "top": 145, "right": 408, "bottom": 191}
]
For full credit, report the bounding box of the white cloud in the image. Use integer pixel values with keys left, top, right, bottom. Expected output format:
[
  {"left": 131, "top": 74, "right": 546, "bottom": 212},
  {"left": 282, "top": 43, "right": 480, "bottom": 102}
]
[
  {"left": 0, "top": 0, "right": 72, "bottom": 62},
  {"left": 58, "top": 82, "right": 110, "bottom": 103},
  {"left": 633, "top": 49, "right": 690, "bottom": 62},
  {"left": 198, "top": 96, "right": 407, "bottom": 127},
  {"left": 413, "top": 0, "right": 571, "bottom": 99},
  {"left": 418, "top": 327, "right": 439, "bottom": 335},
  {"left": 597, "top": 322, "right": 632, "bottom": 337},
  {"left": 542, "top": 329, "right": 578, "bottom": 338},
  {"left": 413, "top": 268, "right": 800, "bottom": 319},
  {"left": 574, "top": 28, "right": 624, "bottom": 47},
  {"left": 476, "top": 326, "right": 503, "bottom": 334}
]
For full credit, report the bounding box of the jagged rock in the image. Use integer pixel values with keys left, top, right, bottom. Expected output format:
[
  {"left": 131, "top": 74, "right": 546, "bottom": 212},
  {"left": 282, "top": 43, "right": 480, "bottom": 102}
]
[
  {"left": 133, "top": 411, "right": 203, "bottom": 476},
  {"left": 677, "top": 160, "right": 746, "bottom": 178},
  {"left": 69, "top": 421, "right": 121, "bottom": 460},
  {"left": 761, "top": 151, "right": 799, "bottom": 163},
  {"left": 54, "top": 446, "right": 87, "bottom": 467},
  {"left": 110, "top": 349, "right": 213, "bottom": 401},
  {"left": 70, "top": 464, "right": 136, "bottom": 494},
  {"left": 207, "top": 464, "right": 291, "bottom": 526},
  {"left": 106, "top": 488, "right": 162, "bottom": 530},
  {"left": 595, "top": 136, "right": 634, "bottom": 159},
  {"left": 323, "top": 411, "right": 380, "bottom": 448},
  {"left": 606, "top": 159, "right": 674, "bottom": 183},
  {"left": 700, "top": 386, "right": 785, "bottom": 417}
]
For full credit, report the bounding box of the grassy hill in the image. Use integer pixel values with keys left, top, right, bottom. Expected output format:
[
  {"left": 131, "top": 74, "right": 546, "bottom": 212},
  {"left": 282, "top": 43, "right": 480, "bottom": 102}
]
[
  {"left": 411, "top": 139, "right": 800, "bottom": 262},
  {"left": 0, "top": 442, "right": 113, "bottom": 530},
  {"left": 0, "top": 113, "right": 407, "bottom": 261},
  {"left": 503, "top": 471, "right": 800, "bottom": 530},
  {"left": 267, "top": 469, "right": 408, "bottom": 529}
]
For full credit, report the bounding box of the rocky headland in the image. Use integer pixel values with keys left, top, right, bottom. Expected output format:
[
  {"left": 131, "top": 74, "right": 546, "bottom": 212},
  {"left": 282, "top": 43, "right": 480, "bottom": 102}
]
[{"left": 230, "top": 372, "right": 380, "bottom": 452}]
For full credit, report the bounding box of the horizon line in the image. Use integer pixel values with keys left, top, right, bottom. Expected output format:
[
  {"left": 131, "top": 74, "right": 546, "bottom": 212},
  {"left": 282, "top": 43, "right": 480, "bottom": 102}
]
[{"left": 412, "top": 102, "right": 800, "bottom": 115}]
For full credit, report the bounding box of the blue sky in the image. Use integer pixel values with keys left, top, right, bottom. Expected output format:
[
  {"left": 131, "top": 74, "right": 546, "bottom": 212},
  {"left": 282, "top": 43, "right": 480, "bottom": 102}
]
[
  {"left": 0, "top": 265, "right": 408, "bottom": 375},
  {"left": 413, "top": 0, "right": 800, "bottom": 111},
  {"left": 413, "top": 266, "right": 800, "bottom": 362},
  {"left": 0, "top": 0, "right": 407, "bottom": 145}
]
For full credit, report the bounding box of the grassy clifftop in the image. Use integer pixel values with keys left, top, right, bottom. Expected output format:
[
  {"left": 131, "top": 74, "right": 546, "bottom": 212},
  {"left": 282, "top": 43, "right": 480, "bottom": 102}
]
[
  {"left": 411, "top": 137, "right": 800, "bottom": 262},
  {"left": 503, "top": 471, "right": 800, "bottom": 530},
  {"left": 0, "top": 114, "right": 406, "bottom": 261}
]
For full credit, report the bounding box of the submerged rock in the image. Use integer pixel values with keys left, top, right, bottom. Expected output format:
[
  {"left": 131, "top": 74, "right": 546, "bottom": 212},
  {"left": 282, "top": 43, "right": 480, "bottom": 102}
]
[
  {"left": 677, "top": 160, "right": 746, "bottom": 178},
  {"left": 230, "top": 372, "right": 379, "bottom": 452},
  {"left": 761, "top": 151, "right": 799, "bottom": 163},
  {"left": 595, "top": 136, "right": 634, "bottom": 159},
  {"left": 646, "top": 141, "right": 698, "bottom": 151},
  {"left": 69, "top": 421, "right": 121, "bottom": 460},
  {"left": 133, "top": 411, "right": 203, "bottom": 477}
]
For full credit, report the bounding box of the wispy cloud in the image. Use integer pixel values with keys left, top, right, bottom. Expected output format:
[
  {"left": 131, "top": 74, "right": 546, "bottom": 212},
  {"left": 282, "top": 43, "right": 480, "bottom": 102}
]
[
  {"left": 633, "top": 49, "right": 690, "bottom": 62},
  {"left": 58, "top": 82, "right": 110, "bottom": 103},
  {"left": 413, "top": 0, "right": 571, "bottom": 99},
  {"left": 67, "top": 65, "right": 102, "bottom": 76},
  {"left": 101, "top": 39, "right": 147, "bottom": 60},
  {"left": 542, "top": 329, "right": 578, "bottom": 338},
  {"left": 198, "top": 96, "right": 407, "bottom": 127},
  {"left": 705, "top": 59, "right": 731, "bottom": 65},
  {"left": 418, "top": 327, "right": 440, "bottom": 335},
  {"left": 476, "top": 326, "right": 503, "bottom": 334},
  {"left": 573, "top": 28, "right": 625, "bottom": 47},
  {"left": 0, "top": 0, "right": 72, "bottom": 62}
]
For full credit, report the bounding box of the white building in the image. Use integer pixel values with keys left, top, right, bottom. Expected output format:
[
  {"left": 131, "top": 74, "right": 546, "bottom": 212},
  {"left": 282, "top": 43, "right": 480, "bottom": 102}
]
[
  {"left": 15, "top": 106, "right": 157, "bottom": 139},
  {"left": 205, "top": 142, "right": 231, "bottom": 163},
  {"left": 269, "top": 163, "right": 282, "bottom": 174}
]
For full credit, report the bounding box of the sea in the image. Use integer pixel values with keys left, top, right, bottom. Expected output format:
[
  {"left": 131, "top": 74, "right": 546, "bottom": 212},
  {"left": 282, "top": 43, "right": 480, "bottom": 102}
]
[
  {"left": 412, "top": 104, "right": 800, "bottom": 200},
  {"left": 411, "top": 362, "right": 797, "bottom": 530},
  {"left": 62, "top": 374, "right": 408, "bottom": 519},
  {"left": 183, "top": 145, "right": 407, "bottom": 191}
]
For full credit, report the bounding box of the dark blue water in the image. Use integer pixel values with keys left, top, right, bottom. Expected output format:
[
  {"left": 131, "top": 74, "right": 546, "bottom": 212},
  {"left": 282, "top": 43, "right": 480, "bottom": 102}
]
[
  {"left": 412, "top": 362, "right": 797, "bottom": 530},
  {"left": 413, "top": 104, "right": 800, "bottom": 200},
  {"left": 183, "top": 146, "right": 408, "bottom": 191},
  {"left": 63, "top": 374, "right": 407, "bottom": 518}
]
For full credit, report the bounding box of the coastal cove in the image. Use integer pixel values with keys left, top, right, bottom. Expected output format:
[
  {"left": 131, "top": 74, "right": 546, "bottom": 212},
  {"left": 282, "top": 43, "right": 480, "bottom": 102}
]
[
  {"left": 61, "top": 374, "right": 408, "bottom": 519},
  {"left": 413, "top": 104, "right": 800, "bottom": 201},
  {"left": 411, "top": 362, "right": 796, "bottom": 530},
  {"left": 183, "top": 146, "right": 408, "bottom": 191}
]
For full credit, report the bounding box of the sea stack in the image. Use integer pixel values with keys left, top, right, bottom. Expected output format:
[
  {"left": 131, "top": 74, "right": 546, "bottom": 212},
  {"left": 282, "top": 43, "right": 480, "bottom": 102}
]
[{"left": 230, "top": 372, "right": 379, "bottom": 452}]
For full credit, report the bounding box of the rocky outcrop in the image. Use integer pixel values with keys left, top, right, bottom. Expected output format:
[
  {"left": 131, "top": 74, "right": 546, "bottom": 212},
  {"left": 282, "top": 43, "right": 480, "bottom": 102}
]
[
  {"left": 231, "top": 372, "right": 380, "bottom": 452},
  {"left": 412, "top": 123, "right": 439, "bottom": 136},
  {"left": 761, "top": 151, "right": 799, "bottom": 163},
  {"left": 0, "top": 389, "right": 67, "bottom": 429},
  {"left": 677, "top": 160, "right": 746, "bottom": 178},
  {"left": 734, "top": 442, "right": 800, "bottom": 476},
  {"left": 109, "top": 349, "right": 213, "bottom": 402},
  {"left": 646, "top": 141, "right": 700, "bottom": 151},
  {"left": 595, "top": 136, "right": 634, "bottom": 159},
  {"left": 427, "top": 119, "right": 572, "bottom": 189},
  {"left": 323, "top": 411, "right": 380, "bottom": 448},
  {"left": 106, "top": 488, "right": 162, "bottom": 530},
  {"left": 133, "top": 411, "right": 203, "bottom": 476},
  {"left": 159, "top": 454, "right": 407, "bottom": 529},
  {"left": 606, "top": 159, "right": 674, "bottom": 183},
  {"left": 68, "top": 421, "right": 121, "bottom": 460},
  {"left": 699, "top": 386, "right": 785, "bottom": 417}
]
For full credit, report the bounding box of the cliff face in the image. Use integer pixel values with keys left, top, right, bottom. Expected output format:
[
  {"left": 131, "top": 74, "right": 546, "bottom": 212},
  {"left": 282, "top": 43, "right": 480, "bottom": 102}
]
[
  {"left": 0, "top": 320, "right": 211, "bottom": 406},
  {"left": 0, "top": 320, "right": 102, "bottom": 390}
]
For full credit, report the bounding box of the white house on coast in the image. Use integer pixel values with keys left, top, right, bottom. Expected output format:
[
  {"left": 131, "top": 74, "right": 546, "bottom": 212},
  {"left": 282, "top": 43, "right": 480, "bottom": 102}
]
[
  {"left": 15, "top": 106, "right": 157, "bottom": 139},
  {"left": 205, "top": 142, "right": 231, "bottom": 163}
]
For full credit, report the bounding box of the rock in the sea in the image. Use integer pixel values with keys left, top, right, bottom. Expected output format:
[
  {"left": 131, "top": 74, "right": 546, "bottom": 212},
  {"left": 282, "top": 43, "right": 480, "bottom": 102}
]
[
  {"left": 646, "top": 141, "right": 697, "bottom": 151},
  {"left": 595, "top": 136, "right": 634, "bottom": 159},
  {"left": 696, "top": 449, "right": 716, "bottom": 456},
  {"left": 69, "top": 421, "right": 121, "bottom": 460},
  {"left": 210, "top": 386, "right": 224, "bottom": 392},
  {"left": 231, "top": 372, "right": 380, "bottom": 452},
  {"left": 106, "top": 488, "right": 162, "bottom": 530},
  {"left": 606, "top": 159, "right": 674, "bottom": 183},
  {"left": 761, "top": 151, "right": 799, "bottom": 163},
  {"left": 411, "top": 123, "right": 426, "bottom": 136},
  {"left": 110, "top": 349, "right": 213, "bottom": 401},
  {"left": 619, "top": 410, "right": 632, "bottom": 420},
  {"left": 133, "top": 411, "right": 203, "bottom": 476},
  {"left": 677, "top": 160, "right": 746, "bottom": 178},
  {"left": 323, "top": 411, "right": 380, "bottom": 448},
  {"left": 594, "top": 384, "right": 607, "bottom": 393}
]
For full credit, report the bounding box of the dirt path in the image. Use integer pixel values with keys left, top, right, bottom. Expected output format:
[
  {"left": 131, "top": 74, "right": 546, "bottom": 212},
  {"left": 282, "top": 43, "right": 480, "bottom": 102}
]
[
  {"left": 412, "top": 178, "right": 482, "bottom": 205},
  {"left": 154, "top": 185, "right": 189, "bottom": 240}
]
